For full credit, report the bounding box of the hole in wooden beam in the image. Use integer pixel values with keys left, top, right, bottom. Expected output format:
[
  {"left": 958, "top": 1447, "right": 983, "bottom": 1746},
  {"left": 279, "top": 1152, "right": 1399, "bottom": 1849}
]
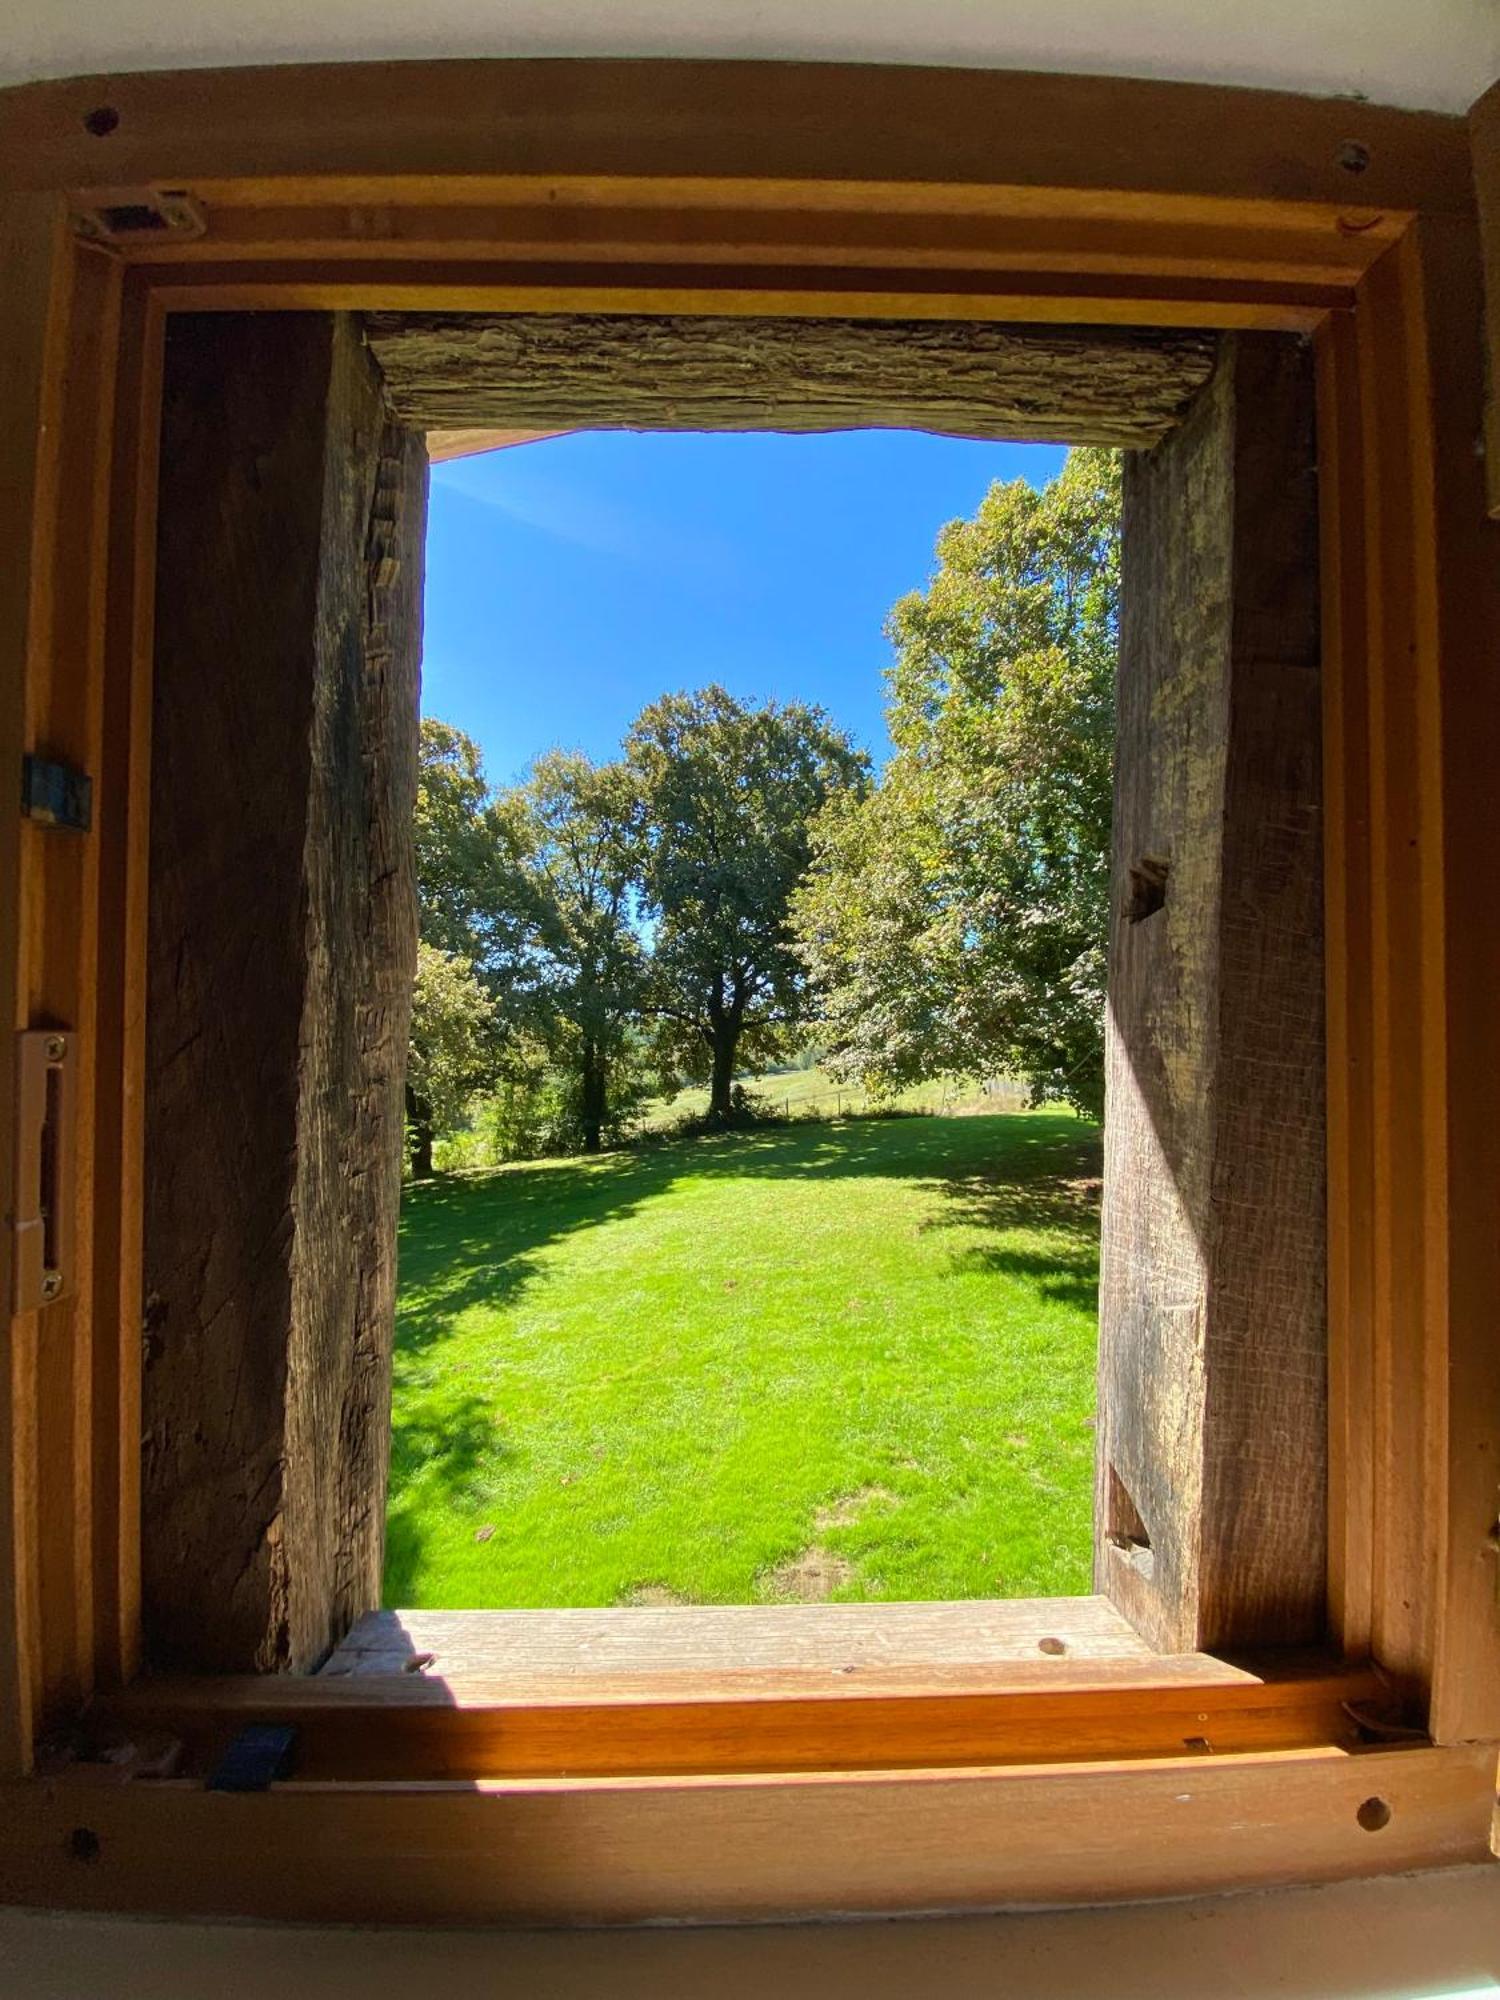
[
  {"left": 1356, "top": 1796, "right": 1392, "bottom": 1832},
  {"left": 1126, "top": 855, "right": 1170, "bottom": 924},
  {"left": 1106, "top": 1466, "right": 1155, "bottom": 1579}
]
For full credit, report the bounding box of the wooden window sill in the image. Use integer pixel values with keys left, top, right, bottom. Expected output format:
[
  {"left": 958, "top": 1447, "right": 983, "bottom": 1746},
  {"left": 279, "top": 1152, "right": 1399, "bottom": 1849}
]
[
  {"left": 15, "top": 1600, "right": 1490, "bottom": 1925},
  {"left": 318, "top": 1594, "right": 1158, "bottom": 1677},
  {"left": 63, "top": 1598, "right": 1401, "bottom": 1783}
]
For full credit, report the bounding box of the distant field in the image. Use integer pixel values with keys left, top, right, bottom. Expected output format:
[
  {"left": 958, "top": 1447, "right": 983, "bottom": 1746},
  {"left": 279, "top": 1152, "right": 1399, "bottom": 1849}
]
[
  {"left": 387, "top": 1109, "right": 1100, "bottom": 1609},
  {"left": 639, "top": 1063, "right": 1029, "bottom": 1130}
]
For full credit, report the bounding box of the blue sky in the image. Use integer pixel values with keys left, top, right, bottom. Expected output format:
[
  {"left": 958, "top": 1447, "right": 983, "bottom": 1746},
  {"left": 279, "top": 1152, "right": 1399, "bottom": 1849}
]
[{"left": 422, "top": 430, "right": 1067, "bottom": 785}]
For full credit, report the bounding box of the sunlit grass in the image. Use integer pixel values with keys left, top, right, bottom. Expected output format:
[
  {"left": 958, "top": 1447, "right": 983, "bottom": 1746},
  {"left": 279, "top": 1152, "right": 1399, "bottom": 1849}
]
[{"left": 386, "top": 1110, "right": 1100, "bottom": 1607}]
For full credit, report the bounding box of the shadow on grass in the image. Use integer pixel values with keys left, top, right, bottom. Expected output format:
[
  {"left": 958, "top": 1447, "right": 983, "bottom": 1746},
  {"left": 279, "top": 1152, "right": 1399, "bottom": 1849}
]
[
  {"left": 384, "top": 1389, "right": 502, "bottom": 1602},
  {"left": 397, "top": 1113, "right": 1099, "bottom": 1344},
  {"left": 388, "top": 1111, "right": 1102, "bottom": 1594},
  {"left": 933, "top": 1132, "right": 1102, "bottom": 1312}
]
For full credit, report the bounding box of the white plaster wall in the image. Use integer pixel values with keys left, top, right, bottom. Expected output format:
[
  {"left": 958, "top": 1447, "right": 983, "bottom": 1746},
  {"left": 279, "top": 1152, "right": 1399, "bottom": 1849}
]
[
  {"left": 3, "top": 1865, "right": 1499, "bottom": 1999},
  {"left": 1, "top": 0, "right": 1497, "bottom": 115}
]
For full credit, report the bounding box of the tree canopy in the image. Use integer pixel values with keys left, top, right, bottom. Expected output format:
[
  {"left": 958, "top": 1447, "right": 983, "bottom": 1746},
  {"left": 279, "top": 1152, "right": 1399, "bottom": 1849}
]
[
  {"left": 406, "top": 720, "right": 538, "bottom": 1171},
  {"left": 626, "top": 685, "right": 870, "bottom": 1123},
  {"left": 405, "top": 941, "right": 500, "bottom": 1165},
  {"left": 794, "top": 447, "right": 1119, "bottom": 1117},
  {"left": 408, "top": 449, "right": 1118, "bottom": 1166},
  {"left": 520, "top": 749, "right": 648, "bottom": 1153}
]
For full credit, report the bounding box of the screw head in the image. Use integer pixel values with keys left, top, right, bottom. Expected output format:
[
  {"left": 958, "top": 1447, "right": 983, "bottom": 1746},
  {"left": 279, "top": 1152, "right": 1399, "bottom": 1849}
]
[
  {"left": 43, "top": 1034, "right": 67, "bottom": 1062},
  {"left": 40, "top": 1271, "right": 64, "bottom": 1303}
]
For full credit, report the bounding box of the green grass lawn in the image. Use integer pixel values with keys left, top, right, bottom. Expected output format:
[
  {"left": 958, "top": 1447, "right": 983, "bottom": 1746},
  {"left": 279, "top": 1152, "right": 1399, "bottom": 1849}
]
[{"left": 387, "top": 1110, "right": 1101, "bottom": 1608}]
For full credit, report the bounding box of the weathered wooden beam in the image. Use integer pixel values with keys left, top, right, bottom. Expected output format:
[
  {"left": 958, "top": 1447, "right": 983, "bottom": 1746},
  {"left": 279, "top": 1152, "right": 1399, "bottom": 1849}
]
[
  {"left": 143, "top": 313, "right": 424, "bottom": 1673},
  {"left": 1097, "top": 332, "right": 1325, "bottom": 1653},
  {"left": 363, "top": 314, "right": 1218, "bottom": 447}
]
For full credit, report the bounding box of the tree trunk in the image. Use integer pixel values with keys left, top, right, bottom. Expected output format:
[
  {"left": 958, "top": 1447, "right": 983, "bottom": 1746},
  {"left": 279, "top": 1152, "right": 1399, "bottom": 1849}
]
[
  {"left": 707, "top": 1024, "right": 737, "bottom": 1124},
  {"left": 579, "top": 1042, "right": 606, "bottom": 1154},
  {"left": 406, "top": 1083, "right": 434, "bottom": 1179}
]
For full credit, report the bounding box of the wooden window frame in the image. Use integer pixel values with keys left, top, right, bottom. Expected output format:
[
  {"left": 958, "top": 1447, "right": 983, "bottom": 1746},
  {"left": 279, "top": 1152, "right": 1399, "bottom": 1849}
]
[{"left": 1, "top": 58, "right": 1497, "bottom": 1922}]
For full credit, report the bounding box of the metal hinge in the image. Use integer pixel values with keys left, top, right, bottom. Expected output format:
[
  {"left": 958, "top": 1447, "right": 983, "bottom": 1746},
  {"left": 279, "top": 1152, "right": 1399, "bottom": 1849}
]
[{"left": 10, "top": 1029, "right": 77, "bottom": 1315}]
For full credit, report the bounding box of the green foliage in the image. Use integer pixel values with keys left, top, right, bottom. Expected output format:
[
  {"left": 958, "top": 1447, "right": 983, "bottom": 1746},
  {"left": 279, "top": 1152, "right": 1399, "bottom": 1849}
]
[
  {"left": 518, "top": 750, "right": 650, "bottom": 1153},
  {"left": 412, "top": 444, "right": 1115, "bottom": 1163},
  {"left": 407, "top": 721, "right": 538, "bottom": 1170},
  {"left": 626, "top": 684, "right": 870, "bottom": 1118},
  {"left": 406, "top": 942, "right": 501, "bottom": 1140},
  {"left": 387, "top": 1110, "right": 1100, "bottom": 1607},
  {"left": 433, "top": 1050, "right": 569, "bottom": 1171},
  {"left": 412, "top": 732, "right": 656, "bottom": 1166},
  {"left": 795, "top": 448, "right": 1119, "bottom": 1117},
  {"left": 413, "top": 718, "right": 536, "bottom": 976}
]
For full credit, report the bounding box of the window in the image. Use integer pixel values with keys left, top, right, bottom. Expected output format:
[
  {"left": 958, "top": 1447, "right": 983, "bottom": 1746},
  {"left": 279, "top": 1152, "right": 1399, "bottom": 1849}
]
[{"left": 2, "top": 59, "right": 1495, "bottom": 1920}]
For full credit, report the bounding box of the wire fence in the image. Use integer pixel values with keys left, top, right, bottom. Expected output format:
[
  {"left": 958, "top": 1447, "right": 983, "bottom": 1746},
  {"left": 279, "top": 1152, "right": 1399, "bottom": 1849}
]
[{"left": 764, "top": 1076, "right": 1030, "bottom": 1121}]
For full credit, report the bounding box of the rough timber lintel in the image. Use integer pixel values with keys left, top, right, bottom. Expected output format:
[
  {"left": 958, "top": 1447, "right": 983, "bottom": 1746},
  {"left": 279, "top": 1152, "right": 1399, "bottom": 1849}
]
[{"left": 363, "top": 313, "right": 1220, "bottom": 447}]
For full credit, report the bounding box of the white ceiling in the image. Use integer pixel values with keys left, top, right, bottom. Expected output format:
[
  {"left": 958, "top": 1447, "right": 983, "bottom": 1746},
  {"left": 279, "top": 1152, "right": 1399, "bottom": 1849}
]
[{"left": 2, "top": 0, "right": 1497, "bottom": 115}]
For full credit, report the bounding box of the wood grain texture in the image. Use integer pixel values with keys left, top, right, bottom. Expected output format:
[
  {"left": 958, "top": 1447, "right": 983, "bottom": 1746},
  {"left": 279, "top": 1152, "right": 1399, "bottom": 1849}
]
[
  {"left": 0, "top": 61, "right": 1472, "bottom": 215},
  {"left": 142, "top": 313, "right": 423, "bottom": 1673},
  {"left": 1399, "top": 218, "right": 1500, "bottom": 1744},
  {"left": 1, "top": 210, "right": 134, "bottom": 1767},
  {"left": 89, "top": 1657, "right": 1382, "bottom": 1782},
  {"left": 140, "top": 264, "right": 1347, "bottom": 334},
  {"left": 116, "top": 185, "right": 1406, "bottom": 297},
  {"left": 0, "top": 1746, "right": 1490, "bottom": 1924},
  {"left": 1316, "top": 308, "right": 1378, "bottom": 1664},
  {"left": 0, "top": 193, "right": 71, "bottom": 1778},
  {"left": 365, "top": 313, "right": 1217, "bottom": 445},
  {"left": 1098, "top": 333, "right": 1326, "bottom": 1653},
  {"left": 321, "top": 1598, "right": 1156, "bottom": 1677},
  {"left": 1345, "top": 240, "right": 1449, "bottom": 1711},
  {"left": 86, "top": 274, "right": 163, "bottom": 1696},
  {"left": 20, "top": 238, "right": 122, "bottom": 1744}
]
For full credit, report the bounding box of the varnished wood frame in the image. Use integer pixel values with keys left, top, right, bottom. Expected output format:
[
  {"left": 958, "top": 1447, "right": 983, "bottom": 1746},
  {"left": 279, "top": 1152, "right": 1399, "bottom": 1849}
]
[{"left": 0, "top": 59, "right": 1497, "bottom": 1920}]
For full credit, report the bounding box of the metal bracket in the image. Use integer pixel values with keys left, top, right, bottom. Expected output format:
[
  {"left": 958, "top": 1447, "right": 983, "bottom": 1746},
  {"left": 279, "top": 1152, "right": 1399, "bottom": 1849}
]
[
  {"left": 11, "top": 1030, "right": 77, "bottom": 1315},
  {"left": 69, "top": 186, "right": 207, "bottom": 253}
]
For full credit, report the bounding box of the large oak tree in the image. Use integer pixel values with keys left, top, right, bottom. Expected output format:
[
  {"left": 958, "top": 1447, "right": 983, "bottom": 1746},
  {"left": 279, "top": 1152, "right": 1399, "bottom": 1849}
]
[{"left": 627, "top": 686, "right": 869, "bottom": 1123}]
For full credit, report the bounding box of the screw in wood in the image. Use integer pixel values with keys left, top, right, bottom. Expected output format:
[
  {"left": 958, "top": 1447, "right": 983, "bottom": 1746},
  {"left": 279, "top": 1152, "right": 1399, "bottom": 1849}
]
[{"left": 44, "top": 1033, "right": 67, "bottom": 1062}]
